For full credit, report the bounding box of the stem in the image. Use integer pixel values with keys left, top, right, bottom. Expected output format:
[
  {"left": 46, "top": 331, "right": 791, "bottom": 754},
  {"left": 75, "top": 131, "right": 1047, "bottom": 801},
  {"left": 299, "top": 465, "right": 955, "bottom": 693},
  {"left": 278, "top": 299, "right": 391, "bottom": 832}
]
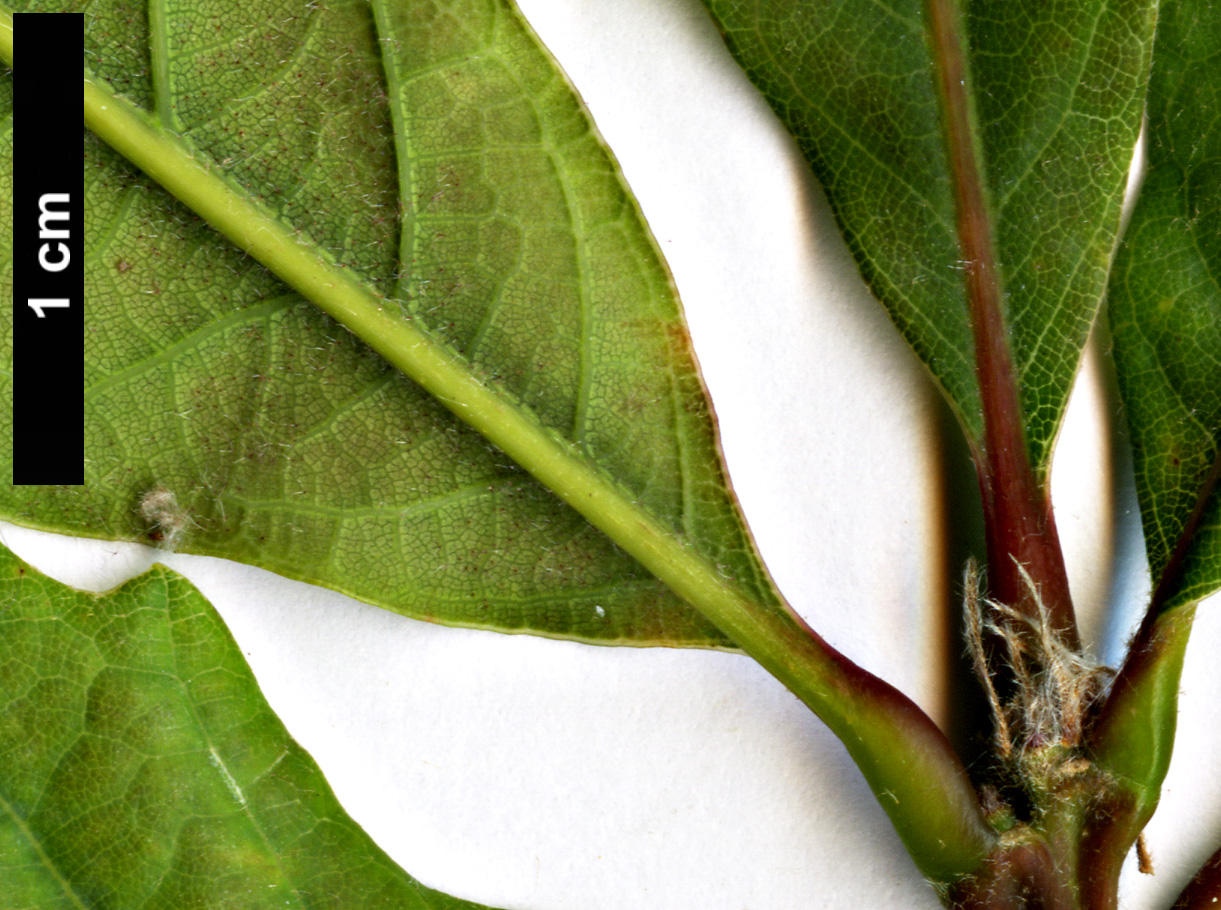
[
  {"left": 922, "top": 0, "right": 1077, "bottom": 645},
  {"left": 66, "top": 59, "right": 997, "bottom": 881},
  {"left": 1082, "top": 451, "right": 1220, "bottom": 888},
  {"left": 1089, "top": 433, "right": 1220, "bottom": 801},
  {"left": 1083, "top": 604, "right": 1196, "bottom": 903},
  {"left": 1077, "top": 316, "right": 1221, "bottom": 908},
  {"left": 1080, "top": 454, "right": 1219, "bottom": 904},
  {"left": 1173, "top": 843, "right": 1221, "bottom": 910},
  {"left": 948, "top": 839, "right": 1076, "bottom": 910}
]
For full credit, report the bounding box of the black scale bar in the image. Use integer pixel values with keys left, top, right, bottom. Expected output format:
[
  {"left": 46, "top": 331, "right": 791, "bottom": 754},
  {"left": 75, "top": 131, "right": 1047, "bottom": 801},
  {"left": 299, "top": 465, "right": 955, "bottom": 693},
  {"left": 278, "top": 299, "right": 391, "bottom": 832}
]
[{"left": 12, "top": 13, "right": 84, "bottom": 484}]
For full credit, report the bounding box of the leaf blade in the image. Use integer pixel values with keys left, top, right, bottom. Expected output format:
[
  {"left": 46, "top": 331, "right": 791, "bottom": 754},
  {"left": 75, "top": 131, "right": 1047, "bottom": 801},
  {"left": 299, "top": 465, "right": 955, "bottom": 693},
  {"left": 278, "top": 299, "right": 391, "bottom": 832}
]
[
  {"left": 0, "top": 540, "right": 503, "bottom": 910},
  {"left": 1107, "top": 0, "right": 1221, "bottom": 616},
  {"left": 0, "top": 0, "right": 786, "bottom": 647},
  {"left": 75, "top": 59, "right": 791, "bottom": 653},
  {"left": 1087, "top": 0, "right": 1221, "bottom": 881},
  {"left": 698, "top": 0, "right": 1156, "bottom": 481}
]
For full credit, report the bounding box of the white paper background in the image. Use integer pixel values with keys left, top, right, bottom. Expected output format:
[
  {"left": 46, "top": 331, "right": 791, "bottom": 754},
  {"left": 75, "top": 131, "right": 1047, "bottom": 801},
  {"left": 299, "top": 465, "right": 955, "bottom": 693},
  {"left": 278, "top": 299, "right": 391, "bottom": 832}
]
[{"left": 6, "top": 1, "right": 1221, "bottom": 907}]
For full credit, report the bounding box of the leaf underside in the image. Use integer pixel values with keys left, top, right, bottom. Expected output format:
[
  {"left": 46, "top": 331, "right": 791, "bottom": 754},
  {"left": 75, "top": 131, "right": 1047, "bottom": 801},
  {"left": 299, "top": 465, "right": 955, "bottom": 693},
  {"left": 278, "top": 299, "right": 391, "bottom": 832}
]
[
  {"left": 699, "top": 0, "right": 1156, "bottom": 483},
  {"left": 0, "top": 542, "right": 506, "bottom": 910},
  {"left": 1107, "top": 0, "right": 1221, "bottom": 614},
  {"left": 0, "top": 0, "right": 785, "bottom": 647}
]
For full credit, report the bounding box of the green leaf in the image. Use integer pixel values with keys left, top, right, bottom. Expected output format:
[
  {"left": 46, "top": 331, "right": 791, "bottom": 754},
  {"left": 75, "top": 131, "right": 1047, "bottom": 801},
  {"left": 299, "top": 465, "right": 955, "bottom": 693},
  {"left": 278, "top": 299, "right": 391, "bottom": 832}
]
[
  {"left": 1107, "top": 0, "right": 1221, "bottom": 616},
  {"left": 1085, "top": 0, "right": 1221, "bottom": 877},
  {"left": 0, "top": 0, "right": 784, "bottom": 648},
  {"left": 0, "top": 540, "right": 502, "bottom": 910},
  {"left": 1, "top": 4, "right": 999, "bottom": 885},
  {"left": 698, "top": 0, "right": 1155, "bottom": 482}
]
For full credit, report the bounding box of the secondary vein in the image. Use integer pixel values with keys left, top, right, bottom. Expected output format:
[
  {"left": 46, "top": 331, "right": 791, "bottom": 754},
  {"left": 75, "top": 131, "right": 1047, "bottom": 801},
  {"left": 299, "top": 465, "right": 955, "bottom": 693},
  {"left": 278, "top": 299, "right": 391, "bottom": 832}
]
[{"left": 147, "top": 0, "right": 177, "bottom": 129}]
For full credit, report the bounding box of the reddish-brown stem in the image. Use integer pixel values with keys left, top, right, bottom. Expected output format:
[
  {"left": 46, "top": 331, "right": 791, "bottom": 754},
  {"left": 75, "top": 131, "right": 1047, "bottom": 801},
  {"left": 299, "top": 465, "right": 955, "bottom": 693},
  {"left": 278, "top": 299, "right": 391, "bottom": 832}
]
[
  {"left": 1078, "top": 787, "right": 1144, "bottom": 910},
  {"left": 1173, "top": 843, "right": 1221, "bottom": 910},
  {"left": 923, "top": 0, "right": 1077, "bottom": 647},
  {"left": 948, "top": 839, "right": 1077, "bottom": 910}
]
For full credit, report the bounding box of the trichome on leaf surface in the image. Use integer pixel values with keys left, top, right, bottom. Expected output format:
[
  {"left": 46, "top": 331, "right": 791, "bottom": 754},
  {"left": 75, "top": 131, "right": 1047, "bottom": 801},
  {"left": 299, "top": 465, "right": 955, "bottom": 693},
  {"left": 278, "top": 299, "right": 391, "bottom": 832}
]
[{"left": 0, "top": 0, "right": 1219, "bottom": 908}]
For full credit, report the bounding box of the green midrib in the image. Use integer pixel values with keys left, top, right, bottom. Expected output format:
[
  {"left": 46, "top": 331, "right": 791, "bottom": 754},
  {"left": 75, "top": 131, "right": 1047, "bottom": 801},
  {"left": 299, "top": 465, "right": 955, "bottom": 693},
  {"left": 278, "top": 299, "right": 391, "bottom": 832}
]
[{"left": 73, "top": 61, "right": 819, "bottom": 706}]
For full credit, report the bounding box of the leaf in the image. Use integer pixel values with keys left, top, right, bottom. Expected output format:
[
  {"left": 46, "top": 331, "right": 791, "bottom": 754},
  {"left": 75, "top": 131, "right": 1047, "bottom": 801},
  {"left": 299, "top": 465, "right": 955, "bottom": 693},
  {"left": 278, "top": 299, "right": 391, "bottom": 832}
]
[
  {"left": 1086, "top": 0, "right": 1221, "bottom": 838},
  {"left": 0, "top": 0, "right": 784, "bottom": 648},
  {"left": 1, "top": 3, "right": 999, "bottom": 885},
  {"left": 698, "top": 0, "right": 1155, "bottom": 483},
  {"left": 1107, "top": 0, "right": 1221, "bottom": 617},
  {"left": 0, "top": 540, "right": 503, "bottom": 910}
]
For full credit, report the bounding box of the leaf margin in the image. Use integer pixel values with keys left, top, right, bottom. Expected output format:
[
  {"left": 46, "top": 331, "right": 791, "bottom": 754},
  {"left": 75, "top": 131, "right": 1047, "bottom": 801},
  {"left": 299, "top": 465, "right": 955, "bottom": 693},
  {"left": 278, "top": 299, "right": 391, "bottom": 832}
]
[{"left": 0, "top": 535, "right": 507, "bottom": 910}]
